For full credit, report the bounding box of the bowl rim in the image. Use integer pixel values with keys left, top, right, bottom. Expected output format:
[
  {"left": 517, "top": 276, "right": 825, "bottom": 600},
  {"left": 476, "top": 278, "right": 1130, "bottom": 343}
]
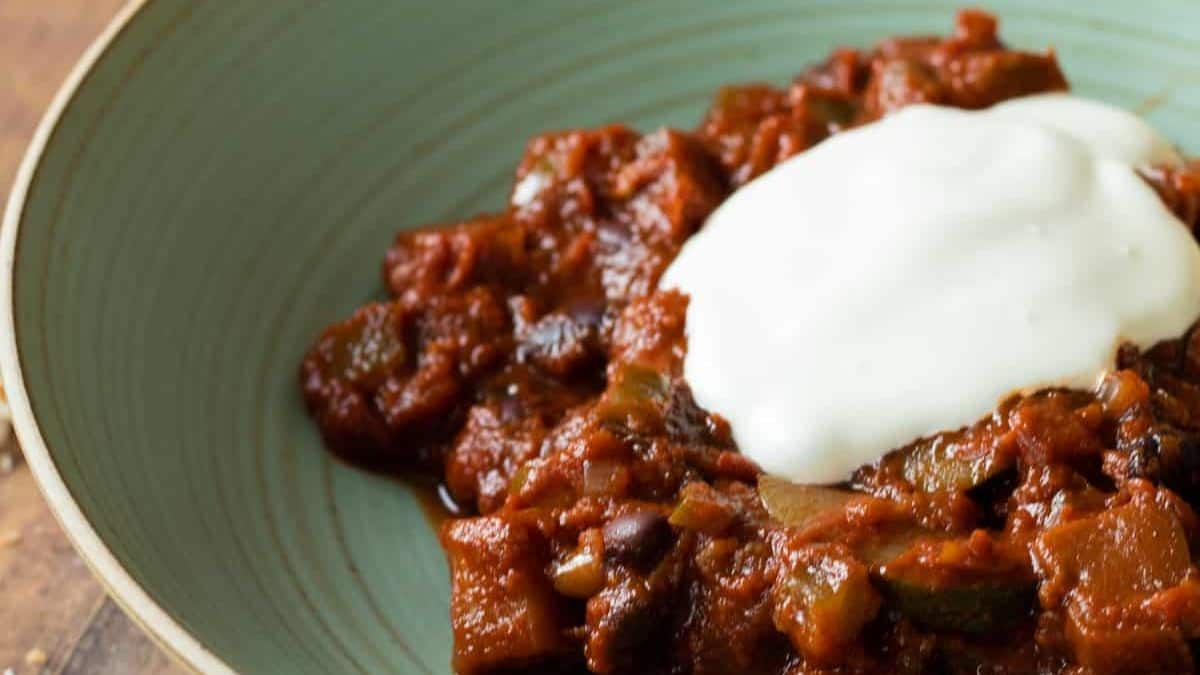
[{"left": 0, "top": 1, "right": 236, "bottom": 673}]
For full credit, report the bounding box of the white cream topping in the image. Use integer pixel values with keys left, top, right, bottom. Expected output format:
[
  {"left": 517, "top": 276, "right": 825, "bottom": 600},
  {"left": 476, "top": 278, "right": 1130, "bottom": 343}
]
[{"left": 661, "top": 94, "right": 1200, "bottom": 484}]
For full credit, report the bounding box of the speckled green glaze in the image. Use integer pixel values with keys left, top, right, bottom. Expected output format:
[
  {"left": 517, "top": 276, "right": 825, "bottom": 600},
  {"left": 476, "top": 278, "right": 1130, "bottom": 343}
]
[{"left": 4, "top": 1, "right": 1200, "bottom": 673}]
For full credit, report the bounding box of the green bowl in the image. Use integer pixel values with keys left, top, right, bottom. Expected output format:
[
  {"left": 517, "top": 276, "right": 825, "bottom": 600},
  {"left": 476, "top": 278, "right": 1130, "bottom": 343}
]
[{"left": 4, "top": 1, "right": 1199, "bottom": 672}]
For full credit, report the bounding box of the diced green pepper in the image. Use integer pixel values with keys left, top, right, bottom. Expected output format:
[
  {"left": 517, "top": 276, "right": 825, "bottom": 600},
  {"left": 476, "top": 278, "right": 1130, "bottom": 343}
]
[
  {"left": 596, "top": 364, "right": 670, "bottom": 433},
  {"left": 507, "top": 464, "right": 531, "bottom": 496},
  {"left": 669, "top": 482, "right": 736, "bottom": 534}
]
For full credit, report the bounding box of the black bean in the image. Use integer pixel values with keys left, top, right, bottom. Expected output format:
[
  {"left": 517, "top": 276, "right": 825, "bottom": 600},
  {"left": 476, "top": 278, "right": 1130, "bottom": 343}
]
[
  {"left": 517, "top": 300, "right": 608, "bottom": 379},
  {"left": 1126, "top": 426, "right": 1200, "bottom": 506},
  {"left": 1125, "top": 432, "right": 1162, "bottom": 481},
  {"left": 1164, "top": 433, "right": 1200, "bottom": 504},
  {"left": 603, "top": 511, "right": 672, "bottom": 570},
  {"left": 584, "top": 574, "right": 672, "bottom": 673}
]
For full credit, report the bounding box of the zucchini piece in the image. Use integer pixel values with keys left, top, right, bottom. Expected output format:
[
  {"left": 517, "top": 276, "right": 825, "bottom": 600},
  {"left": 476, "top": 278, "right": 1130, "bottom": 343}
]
[
  {"left": 758, "top": 474, "right": 856, "bottom": 528},
  {"left": 857, "top": 524, "right": 943, "bottom": 568},
  {"left": 879, "top": 537, "right": 1035, "bottom": 634},
  {"left": 899, "top": 435, "right": 1009, "bottom": 493},
  {"left": 880, "top": 575, "right": 1034, "bottom": 634}
]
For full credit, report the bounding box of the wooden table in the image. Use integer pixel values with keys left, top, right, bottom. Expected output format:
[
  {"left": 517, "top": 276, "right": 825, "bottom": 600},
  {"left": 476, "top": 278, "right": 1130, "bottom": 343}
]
[{"left": 0, "top": 2, "right": 188, "bottom": 673}]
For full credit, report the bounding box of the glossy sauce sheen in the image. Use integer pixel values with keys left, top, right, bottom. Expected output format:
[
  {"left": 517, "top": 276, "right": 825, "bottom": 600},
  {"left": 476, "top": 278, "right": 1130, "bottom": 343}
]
[{"left": 663, "top": 94, "right": 1200, "bottom": 483}]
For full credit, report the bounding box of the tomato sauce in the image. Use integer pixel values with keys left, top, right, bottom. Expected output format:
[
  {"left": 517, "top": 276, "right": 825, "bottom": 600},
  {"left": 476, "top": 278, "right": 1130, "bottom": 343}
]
[{"left": 300, "top": 10, "right": 1200, "bottom": 674}]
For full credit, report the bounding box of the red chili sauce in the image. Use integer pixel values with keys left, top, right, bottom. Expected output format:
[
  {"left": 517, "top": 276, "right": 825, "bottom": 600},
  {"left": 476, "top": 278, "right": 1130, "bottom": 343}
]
[{"left": 300, "top": 10, "right": 1200, "bottom": 674}]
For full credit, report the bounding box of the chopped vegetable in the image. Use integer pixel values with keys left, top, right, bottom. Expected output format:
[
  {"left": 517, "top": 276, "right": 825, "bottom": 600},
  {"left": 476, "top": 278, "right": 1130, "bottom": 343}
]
[
  {"left": 507, "top": 464, "right": 531, "bottom": 496},
  {"left": 856, "top": 524, "right": 942, "bottom": 568},
  {"left": 800, "top": 90, "right": 857, "bottom": 131},
  {"left": 1034, "top": 498, "right": 1195, "bottom": 672},
  {"left": 1034, "top": 498, "right": 1191, "bottom": 608},
  {"left": 1096, "top": 369, "right": 1150, "bottom": 417},
  {"left": 899, "top": 436, "right": 1009, "bottom": 493},
  {"left": 582, "top": 459, "right": 629, "bottom": 497},
  {"left": 442, "top": 516, "right": 567, "bottom": 674},
  {"left": 879, "top": 535, "right": 1035, "bottom": 634},
  {"left": 596, "top": 364, "right": 670, "bottom": 433},
  {"left": 553, "top": 530, "right": 605, "bottom": 599},
  {"left": 771, "top": 543, "right": 881, "bottom": 665},
  {"left": 880, "top": 576, "right": 1034, "bottom": 634},
  {"left": 1065, "top": 617, "right": 1192, "bottom": 675},
  {"left": 506, "top": 459, "right": 576, "bottom": 509},
  {"left": 552, "top": 550, "right": 605, "bottom": 599},
  {"left": 757, "top": 474, "right": 856, "bottom": 527},
  {"left": 669, "top": 482, "right": 736, "bottom": 534},
  {"left": 327, "top": 303, "right": 408, "bottom": 388}
]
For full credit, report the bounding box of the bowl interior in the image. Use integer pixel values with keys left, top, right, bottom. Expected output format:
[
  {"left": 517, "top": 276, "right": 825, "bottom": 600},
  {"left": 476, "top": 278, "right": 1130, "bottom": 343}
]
[{"left": 9, "top": 0, "right": 1200, "bottom": 672}]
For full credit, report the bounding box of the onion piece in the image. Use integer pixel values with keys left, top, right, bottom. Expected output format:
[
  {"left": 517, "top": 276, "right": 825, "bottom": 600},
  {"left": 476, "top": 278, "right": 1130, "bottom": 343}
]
[{"left": 552, "top": 531, "right": 605, "bottom": 598}]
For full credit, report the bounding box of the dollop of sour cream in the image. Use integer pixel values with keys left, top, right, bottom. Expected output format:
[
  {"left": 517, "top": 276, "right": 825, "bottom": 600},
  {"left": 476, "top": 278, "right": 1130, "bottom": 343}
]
[{"left": 660, "top": 93, "right": 1200, "bottom": 484}]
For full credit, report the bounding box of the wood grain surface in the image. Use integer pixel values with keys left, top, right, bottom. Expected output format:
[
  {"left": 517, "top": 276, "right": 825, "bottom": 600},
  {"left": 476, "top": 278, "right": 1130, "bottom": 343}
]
[{"left": 0, "top": 1, "right": 188, "bottom": 673}]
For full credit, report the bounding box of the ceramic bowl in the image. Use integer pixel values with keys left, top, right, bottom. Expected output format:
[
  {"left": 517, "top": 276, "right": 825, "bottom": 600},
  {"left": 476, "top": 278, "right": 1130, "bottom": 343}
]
[{"left": 4, "top": 1, "right": 1200, "bottom": 672}]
